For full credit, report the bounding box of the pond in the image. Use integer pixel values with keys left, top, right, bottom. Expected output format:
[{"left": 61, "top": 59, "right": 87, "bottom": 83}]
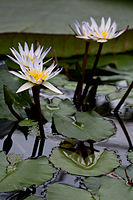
[{"left": 1, "top": 36, "right": 133, "bottom": 200}]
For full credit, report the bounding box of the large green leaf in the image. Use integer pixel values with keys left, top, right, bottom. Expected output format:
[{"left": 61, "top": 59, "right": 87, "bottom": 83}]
[
  {"left": 84, "top": 176, "right": 109, "bottom": 194},
  {"left": 46, "top": 184, "right": 93, "bottom": 200},
  {"left": 108, "top": 88, "right": 133, "bottom": 102},
  {"left": 0, "top": 152, "right": 9, "bottom": 181},
  {"left": 49, "top": 148, "right": 120, "bottom": 176},
  {"left": 53, "top": 111, "right": 115, "bottom": 141},
  {"left": 0, "top": 156, "right": 56, "bottom": 192},
  {"left": 1, "top": 0, "right": 133, "bottom": 57},
  {"left": 97, "top": 177, "right": 133, "bottom": 200}
]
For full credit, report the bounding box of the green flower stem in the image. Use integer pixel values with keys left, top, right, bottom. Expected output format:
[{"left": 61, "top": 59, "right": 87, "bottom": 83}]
[
  {"left": 32, "top": 85, "right": 45, "bottom": 139},
  {"left": 114, "top": 81, "right": 133, "bottom": 113},
  {"left": 114, "top": 112, "right": 133, "bottom": 151},
  {"left": 82, "top": 43, "right": 103, "bottom": 101},
  {"left": 73, "top": 41, "right": 89, "bottom": 109}
]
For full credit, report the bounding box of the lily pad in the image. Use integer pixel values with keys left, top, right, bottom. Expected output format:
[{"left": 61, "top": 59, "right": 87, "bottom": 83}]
[
  {"left": 18, "top": 120, "right": 38, "bottom": 127},
  {"left": 46, "top": 183, "right": 93, "bottom": 200},
  {"left": 0, "top": 152, "right": 9, "bottom": 181},
  {"left": 25, "top": 196, "right": 43, "bottom": 200},
  {"left": 49, "top": 148, "right": 120, "bottom": 176},
  {"left": 128, "top": 152, "right": 133, "bottom": 163},
  {"left": 41, "top": 98, "right": 76, "bottom": 122},
  {"left": 108, "top": 88, "right": 133, "bottom": 102},
  {"left": 0, "top": 156, "right": 56, "bottom": 192},
  {"left": 84, "top": 176, "right": 109, "bottom": 194},
  {"left": 98, "top": 177, "right": 133, "bottom": 200},
  {"left": 53, "top": 111, "right": 115, "bottom": 141},
  {"left": 97, "top": 85, "right": 117, "bottom": 95}
]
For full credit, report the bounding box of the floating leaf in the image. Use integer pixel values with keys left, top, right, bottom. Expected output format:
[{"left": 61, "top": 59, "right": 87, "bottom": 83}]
[
  {"left": 97, "top": 85, "right": 117, "bottom": 95},
  {"left": 18, "top": 120, "right": 38, "bottom": 127},
  {"left": 41, "top": 98, "right": 76, "bottom": 122},
  {"left": 0, "top": 156, "right": 56, "bottom": 192},
  {"left": 53, "top": 111, "right": 115, "bottom": 141},
  {"left": 108, "top": 88, "right": 133, "bottom": 102},
  {"left": 0, "top": 152, "right": 9, "bottom": 181},
  {"left": 25, "top": 196, "right": 43, "bottom": 200},
  {"left": 84, "top": 176, "right": 109, "bottom": 194},
  {"left": 49, "top": 148, "right": 120, "bottom": 176},
  {"left": 46, "top": 184, "right": 93, "bottom": 200},
  {"left": 128, "top": 152, "right": 133, "bottom": 163},
  {"left": 97, "top": 177, "right": 133, "bottom": 200}
]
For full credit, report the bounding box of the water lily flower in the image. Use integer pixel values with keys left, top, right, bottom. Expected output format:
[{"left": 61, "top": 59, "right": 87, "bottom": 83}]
[
  {"left": 8, "top": 42, "right": 52, "bottom": 67},
  {"left": 9, "top": 56, "right": 63, "bottom": 94},
  {"left": 74, "top": 17, "right": 128, "bottom": 43},
  {"left": 73, "top": 20, "right": 91, "bottom": 40}
]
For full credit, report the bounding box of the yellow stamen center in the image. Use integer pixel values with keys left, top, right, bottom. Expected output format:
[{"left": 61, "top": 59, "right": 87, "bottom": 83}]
[
  {"left": 26, "top": 70, "right": 48, "bottom": 83},
  {"left": 101, "top": 31, "right": 108, "bottom": 39},
  {"left": 30, "top": 55, "right": 35, "bottom": 63}
]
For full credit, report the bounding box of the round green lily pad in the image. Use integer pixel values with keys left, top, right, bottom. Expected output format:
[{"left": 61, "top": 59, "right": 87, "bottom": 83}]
[
  {"left": 53, "top": 111, "right": 115, "bottom": 141},
  {"left": 0, "top": 156, "right": 56, "bottom": 192},
  {"left": 46, "top": 184, "right": 93, "bottom": 200}
]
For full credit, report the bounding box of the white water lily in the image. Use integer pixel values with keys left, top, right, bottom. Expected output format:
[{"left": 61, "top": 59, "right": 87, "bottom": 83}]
[
  {"left": 74, "top": 17, "right": 128, "bottom": 43},
  {"left": 9, "top": 56, "right": 63, "bottom": 94},
  {"left": 8, "top": 42, "right": 52, "bottom": 67},
  {"left": 73, "top": 20, "right": 91, "bottom": 40}
]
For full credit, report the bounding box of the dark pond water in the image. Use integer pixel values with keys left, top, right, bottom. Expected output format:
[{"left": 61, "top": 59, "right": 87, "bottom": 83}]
[{"left": 0, "top": 87, "right": 133, "bottom": 199}]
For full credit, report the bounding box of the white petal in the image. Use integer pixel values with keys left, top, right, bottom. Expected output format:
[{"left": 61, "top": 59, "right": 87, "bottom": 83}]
[
  {"left": 105, "top": 17, "right": 111, "bottom": 32},
  {"left": 9, "top": 71, "right": 27, "bottom": 80},
  {"left": 24, "top": 42, "right": 29, "bottom": 55},
  {"left": 76, "top": 35, "right": 90, "bottom": 40},
  {"left": 114, "top": 26, "right": 128, "bottom": 38},
  {"left": 16, "top": 82, "right": 34, "bottom": 93},
  {"left": 43, "top": 57, "right": 53, "bottom": 65},
  {"left": 18, "top": 43, "right": 24, "bottom": 56},
  {"left": 46, "top": 67, "right": 63, "bottom": 80},
  {"left": 45, "top": 62, "right": 56, "bottom": 75},
  {"left": 10, "top": 48, "right": 21, "bottom": 62},
  {"left": 7, "top": 55, "right": 21, "bottom": 65},
  {"left": 39, "top": 46, "right": 52, "bottom": 61},
  {"left": 100, "top": 17, "right": 105, "bottom": 31},
  {"left": 42, "top": 81, "right": 63, "bottom": 94},
  {"left": 74, "top": 20, "right": 82, "bottom": 35},
  {"left": 35, "top": 45, "right": 41, "bottom": 57},
  {"left": 110, "top": 21, "right": 117, "bottom": 35}
]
